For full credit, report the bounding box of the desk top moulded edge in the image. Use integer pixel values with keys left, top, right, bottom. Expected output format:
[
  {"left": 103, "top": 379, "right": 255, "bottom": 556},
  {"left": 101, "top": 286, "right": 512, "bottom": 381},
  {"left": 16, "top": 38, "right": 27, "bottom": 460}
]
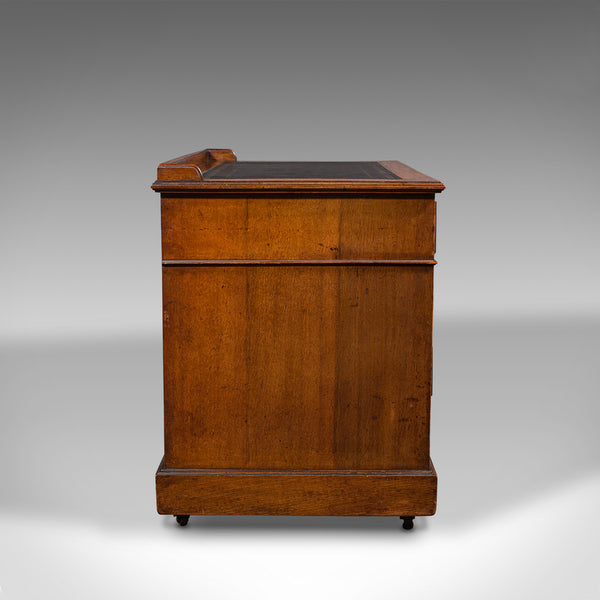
[{"left": 151, "top": 149, "right": 445, "bottom": 194}]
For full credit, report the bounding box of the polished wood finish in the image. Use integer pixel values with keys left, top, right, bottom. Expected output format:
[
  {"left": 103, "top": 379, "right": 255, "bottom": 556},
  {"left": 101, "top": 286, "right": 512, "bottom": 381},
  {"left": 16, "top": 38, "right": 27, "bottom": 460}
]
[
  {"left": 153, "top": 149, "right": 444, "bottom": 522},
  {"left": 161, "top": 195, "right": 436, "bottom": 260},
  {"left": 157, "top": 148, "right": 236, "bottom": 182},
  {"left": 162, "top": 265, "right": 433, "bottom": 470},
  {"left": 156, "top": 459, "right": 437, "bottom": 517}
]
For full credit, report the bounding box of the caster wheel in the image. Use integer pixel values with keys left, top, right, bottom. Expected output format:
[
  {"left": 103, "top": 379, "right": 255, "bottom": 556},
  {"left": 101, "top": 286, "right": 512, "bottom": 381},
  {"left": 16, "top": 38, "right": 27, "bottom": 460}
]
[
  {"left": 175, "top": 515, "right": 190, "bottom": 527},
  {"left": 400, "top": 516, "right": 415, "bottom": 530}
]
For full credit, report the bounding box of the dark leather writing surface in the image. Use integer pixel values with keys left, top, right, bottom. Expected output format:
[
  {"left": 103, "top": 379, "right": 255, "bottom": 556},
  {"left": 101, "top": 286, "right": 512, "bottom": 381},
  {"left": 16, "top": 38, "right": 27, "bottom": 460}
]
[{"left": 204, "top": 161, "right": 401, "bottom": 180}]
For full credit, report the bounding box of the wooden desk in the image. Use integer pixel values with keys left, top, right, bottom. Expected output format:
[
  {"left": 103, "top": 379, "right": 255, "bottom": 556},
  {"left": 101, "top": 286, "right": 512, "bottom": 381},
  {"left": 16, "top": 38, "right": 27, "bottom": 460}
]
[{"left": 152, "top": 149, "right": 445, "bottom": 529}]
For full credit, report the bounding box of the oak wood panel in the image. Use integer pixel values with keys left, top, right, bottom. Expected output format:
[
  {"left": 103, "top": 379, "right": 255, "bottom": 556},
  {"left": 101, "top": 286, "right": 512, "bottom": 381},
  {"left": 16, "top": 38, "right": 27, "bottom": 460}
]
[
  {"left": 156, "top": 460, "right": 437, "bottom": 516},
  {"left": 162, "top": 266, "right": 249, "bottom": 468},
  {"left": 245, "top": 266, "right": 338, "bottom": 469},
  {"left": 162, "top": 197, "right": 248, "bottom": 260},
  {"left": 245, "top": 197, "right": 340, "bottom": 259},
  {"left": 334, "top": 266, "right": 433, "bottom": 470},
  {"left": 156, "top": 148, "right": 236, "bottom": 182},
  {"left": 339, "top": 197, "right": 436, "bottom": 260},
  {"left": 161, "top": 196, "right": 435, "bottom": 260},
  {"left": 162, "top": 265, "right": 433, "bottom": 470}
]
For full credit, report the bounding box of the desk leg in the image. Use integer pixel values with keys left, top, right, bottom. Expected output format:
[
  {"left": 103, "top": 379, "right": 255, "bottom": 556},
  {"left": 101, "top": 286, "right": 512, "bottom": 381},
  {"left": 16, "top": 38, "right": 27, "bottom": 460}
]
[{"left": 175, "top": 515, "right": 189, "bottom": 527}]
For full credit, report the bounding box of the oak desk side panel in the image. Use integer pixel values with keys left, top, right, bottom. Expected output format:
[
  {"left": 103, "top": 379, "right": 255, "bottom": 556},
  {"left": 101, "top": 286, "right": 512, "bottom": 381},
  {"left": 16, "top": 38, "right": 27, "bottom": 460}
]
[
  {"left": 162, "top": 265, "right": 433, "bottom": 471},
  {"left": 161, "top": 196, "right": 436, "bottom": 261}
]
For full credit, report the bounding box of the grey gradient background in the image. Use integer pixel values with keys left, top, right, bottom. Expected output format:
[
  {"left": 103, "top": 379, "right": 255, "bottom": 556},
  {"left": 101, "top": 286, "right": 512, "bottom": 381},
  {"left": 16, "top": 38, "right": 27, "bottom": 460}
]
[{"left": 1, "top": 1, "right": 599, "bottom": 599}]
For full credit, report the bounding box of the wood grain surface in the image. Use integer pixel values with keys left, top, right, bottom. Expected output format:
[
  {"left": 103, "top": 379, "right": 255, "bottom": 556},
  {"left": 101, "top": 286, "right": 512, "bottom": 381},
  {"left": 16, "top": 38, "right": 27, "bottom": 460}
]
[
  {"left": 156, "top": 459, "right": 437, "bottom": 516},
  {"left": 162, "top": 265, "right": 433, "bottom": 470},
  {"left": 161, "top": 196, "right": 436, "bottom": 260}
]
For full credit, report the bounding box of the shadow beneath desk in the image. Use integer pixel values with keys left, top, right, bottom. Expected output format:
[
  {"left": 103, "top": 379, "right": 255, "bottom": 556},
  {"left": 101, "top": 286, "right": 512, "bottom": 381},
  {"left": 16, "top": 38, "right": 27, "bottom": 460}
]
[
  {"left": 0, "top": 316, "right": 598, "bottom": 533},
  {"left": 160, "top": 514, "right": 428, "bottom": 537}
]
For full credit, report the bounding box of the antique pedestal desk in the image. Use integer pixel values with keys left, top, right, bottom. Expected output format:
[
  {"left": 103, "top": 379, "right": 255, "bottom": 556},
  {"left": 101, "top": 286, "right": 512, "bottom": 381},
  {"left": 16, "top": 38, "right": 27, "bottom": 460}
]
[{"left": 152, "top": 149, "right": 445, "bottom": 529}]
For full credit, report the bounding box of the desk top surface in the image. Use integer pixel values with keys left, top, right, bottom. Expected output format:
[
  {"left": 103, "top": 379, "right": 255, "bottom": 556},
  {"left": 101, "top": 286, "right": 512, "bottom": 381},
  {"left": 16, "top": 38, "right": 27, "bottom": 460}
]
[
  {"left": 203, "top": 162, "right": 401, "bottom": 180},
  {"left": 152, "top": 149, "right": 444, "bottom": 193}
]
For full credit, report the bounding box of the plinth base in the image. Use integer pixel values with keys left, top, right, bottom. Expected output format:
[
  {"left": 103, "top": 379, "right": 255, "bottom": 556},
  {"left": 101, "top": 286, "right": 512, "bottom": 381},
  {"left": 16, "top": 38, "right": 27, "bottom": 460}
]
[{"left": 156, "top": 457, "right": 437, "bottom": 517}]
